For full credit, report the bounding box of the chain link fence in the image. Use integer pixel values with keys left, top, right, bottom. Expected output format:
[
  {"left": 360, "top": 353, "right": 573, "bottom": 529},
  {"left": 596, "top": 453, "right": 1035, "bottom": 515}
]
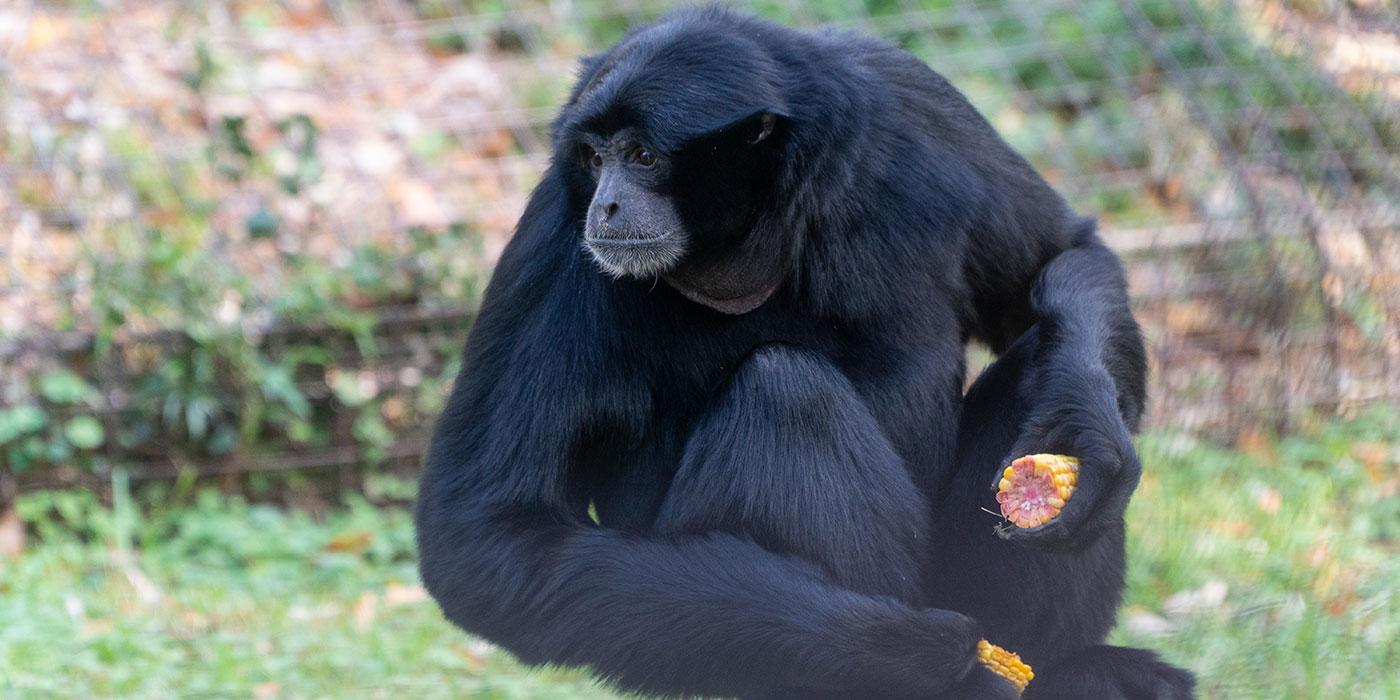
[{"left": 1, "top": 0, "right": 1396, "bottom": 487}]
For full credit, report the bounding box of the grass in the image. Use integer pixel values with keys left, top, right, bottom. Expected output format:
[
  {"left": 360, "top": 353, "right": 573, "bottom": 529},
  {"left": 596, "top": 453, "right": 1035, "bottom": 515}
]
[
  {"left": 1, "top": 408, "right": 1396, "bottom": 699},
  {"left": 0, "top": 489, "right": 621, "bottom": 699},
  {"left": 1116, "top": 407, "right": 1400, "bottom": 699}
]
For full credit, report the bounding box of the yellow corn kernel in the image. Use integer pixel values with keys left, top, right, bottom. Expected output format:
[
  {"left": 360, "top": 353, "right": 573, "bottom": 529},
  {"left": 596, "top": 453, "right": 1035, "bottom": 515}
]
[
  {"left": 977, "top": 639, "right": 1034, "bottom": 692},
  {"left": 995, "top": 454, "right": 1080, "bottom": 528}
]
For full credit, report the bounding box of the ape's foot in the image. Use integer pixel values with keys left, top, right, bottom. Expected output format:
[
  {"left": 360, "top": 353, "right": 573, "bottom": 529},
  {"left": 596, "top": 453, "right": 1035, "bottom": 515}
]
[
  {"left": 1025, "top": 645, "right": 1195, "bottom": 700},
  {"left": 945, "top": 664, "right": 1022, "bottom": 700}
]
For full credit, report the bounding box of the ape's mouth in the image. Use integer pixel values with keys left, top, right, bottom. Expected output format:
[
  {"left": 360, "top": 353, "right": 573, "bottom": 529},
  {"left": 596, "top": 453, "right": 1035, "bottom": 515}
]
[
  {"left": 584, "top": 233, "right": 687, "bottom": 279},
  {"left": 585, "top": 232, "right": 674, "bottom": 247}
]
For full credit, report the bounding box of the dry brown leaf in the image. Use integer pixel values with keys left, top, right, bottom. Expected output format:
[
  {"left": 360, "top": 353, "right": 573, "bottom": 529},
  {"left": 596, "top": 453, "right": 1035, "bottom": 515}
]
[
  {"left": 325, "top": 530, "right": 372, "bottom": 554},
  {"left": 1254, "top": 485, "right": 1282, "bottom": 515},
  {"left": 390, "top": 177, "right": 452, "bottom": 230},
  {"left": 380, "top": 396, "right": 407, "bottom": 424},
  {"left": 1322, "top": 593, "right": 1360, "bottom": 618},
  {"left": 0, "top": 506, "right": 24, "bottom": 558},
  {"left": 383, "top": 582, "right": 429, "bottom": 608},
  {"left": 1164, "top": 580, "right": 1228, "bottom": 617},
  {"left": 1352, "top": 442, "right": 1392, "bottom": 483},
  {"left": 1163, "top": 300, "right": 1217, "bottom": 336},
  {"left": 182, "top": 609, "right": 210, "bottom": 631},
  {"left": 252, "top": 682, "right": 283, "bottom": 700},
  {"left": 1122, "top": 608, "right": 1176, "bottom": 637},
  {"left": 457, "top": 640, "right": 494, "bottom": 671},
  {"left": 480, "top": 129, "right": 516, "bottom": 159},
  {"left": 1210, "top": 519, "right": 1253, "bottom": 537},
  {"left": 283, "top": 0, "right": 329, "bottom": 28},
  {"left": 353, "top": 591, "right": 378, "bottom": 631},
  {"left": 79, "top": 618, "right": 116, "bottom": 637},
  {"left": 1236, "top": 428, "right": 1276, "bottom": 464},
  {"left": 24, "top": 12, "right": 71, "bottom": 51}
]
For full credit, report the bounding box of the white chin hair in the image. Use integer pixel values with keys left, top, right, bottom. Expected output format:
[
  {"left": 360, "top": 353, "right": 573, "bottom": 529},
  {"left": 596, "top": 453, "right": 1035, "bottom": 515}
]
[{"left": 586, "top": 239, "right": 686, "bottom": 279}]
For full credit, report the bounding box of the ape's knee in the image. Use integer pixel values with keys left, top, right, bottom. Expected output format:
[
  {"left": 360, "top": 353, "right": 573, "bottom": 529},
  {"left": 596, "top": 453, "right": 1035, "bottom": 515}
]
[
  {"left": 660, "top": 343, "right": 930, "bottom": 600},
  {"left": 745, "top": 343, "right": 813, "bottom": 367},
  {"left": 675, "top": 345, "right": 881, "bottom": 487},
  {"left": 724, "top": 344, "right": 863, "bottom": 427}
]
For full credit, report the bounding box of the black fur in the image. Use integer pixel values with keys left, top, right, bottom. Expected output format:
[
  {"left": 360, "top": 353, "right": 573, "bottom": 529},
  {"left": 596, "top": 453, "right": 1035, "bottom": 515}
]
[{"left": 417, "top": 8, "right": 1194, "bottom": 698}]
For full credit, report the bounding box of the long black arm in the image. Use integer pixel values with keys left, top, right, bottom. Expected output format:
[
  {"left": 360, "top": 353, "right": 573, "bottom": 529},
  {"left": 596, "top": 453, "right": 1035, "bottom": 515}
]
[
  {"left": 963, "top": 206, "right": 1149, "bottom": 549},
  {"left": 1024, "top": 230, "right": 1149, "bottom": 428},
  {"left": 965, "top": 209, "right": 1146, "bottom": 426}
]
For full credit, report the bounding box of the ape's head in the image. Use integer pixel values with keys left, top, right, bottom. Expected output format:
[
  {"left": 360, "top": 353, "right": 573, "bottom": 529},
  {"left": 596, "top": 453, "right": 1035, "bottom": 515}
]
[{"left": 556, "top": 10, "right": 796, "bottom": 313}]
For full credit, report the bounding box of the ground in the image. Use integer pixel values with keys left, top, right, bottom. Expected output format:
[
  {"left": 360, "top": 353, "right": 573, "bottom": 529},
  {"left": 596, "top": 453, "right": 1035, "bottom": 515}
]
[{"left": 1, "top": 408, "right": 1396, "bottom": 699}]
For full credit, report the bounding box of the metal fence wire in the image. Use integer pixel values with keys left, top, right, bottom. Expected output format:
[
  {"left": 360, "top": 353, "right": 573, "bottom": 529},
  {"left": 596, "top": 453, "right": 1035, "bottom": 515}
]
[{"left": 1, "top": 0, "right": 1397, "bottom": 481}]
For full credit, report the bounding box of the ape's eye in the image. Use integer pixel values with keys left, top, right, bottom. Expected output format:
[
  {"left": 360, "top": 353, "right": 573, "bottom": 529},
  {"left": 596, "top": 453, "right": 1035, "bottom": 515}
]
[
  {"left": 581, "top": 146, "right": 603, "bottom": 171},
  {"left": 635, "top": 149, "right": 656, "bottom": 167}
]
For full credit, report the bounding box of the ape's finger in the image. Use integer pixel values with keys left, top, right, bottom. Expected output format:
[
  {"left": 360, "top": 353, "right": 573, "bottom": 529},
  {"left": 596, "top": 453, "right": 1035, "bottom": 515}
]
[{"left": 998, "top": 496, "right": 1099, "bottom": 552}]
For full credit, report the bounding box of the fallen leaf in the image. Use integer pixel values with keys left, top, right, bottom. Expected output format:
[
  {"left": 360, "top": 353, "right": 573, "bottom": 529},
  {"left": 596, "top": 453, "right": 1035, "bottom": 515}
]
[
  {"left": 325, "top": 530, "right": 372, "bottom": 554},
  {"left": 1322, "top": 593, "right": 1359, "bottom": 617},
  {"left": 480, "top": 129, "right": 516, "bottom": 159},
  {"left": 24, "top": 12, "right": 71, "bottom": 51},
  {"left": 1236, "top": 428, "right": 1276, "bottom": 463},
  {"left": 288, "top": 602, "right": 339, "bottom": 622},
  {"left": 383, "top": 583, "right": 429, "bottom": 607},
  {"left": 353, "top": 591, "right": 378, "bottom": 630},
  {"left": 1210, "top": 519, "right": 1252, "bottom": 537},
  {"left": 1305, "top": 539, "right": 1330, "bottom": 569},
  {"left": 1164, "top": 580, "right": 1228, "bottom": 617},
  {"left": 1163, "top": 300, "right": 1217, "bottom": 336},
  {"left": 457, "top": 640, "right": 495, "bottom": 671},
  {"left": 1122, "top": 608, "right": 1176, "bottom": 637},
  {"left": 0, "top": 506, "right": 24, "bottom": 558},
  {"left": 1254, "top": 485, "right": 1282, "bottom": 514},
  {"left": 79, "top": 618, "right": 116, "bottom": 637},
  {"left": 109, "top": 546, "right": 164, "bottom": 605},
  {"left": 390, "top": 177, "right": 452, "bottom": 229},
  {"left": 1352, "top": 442, "right": 1391, "bottom": 483},
  {"left": 182, "top": 609, "right": 210, "bottom": 630}
]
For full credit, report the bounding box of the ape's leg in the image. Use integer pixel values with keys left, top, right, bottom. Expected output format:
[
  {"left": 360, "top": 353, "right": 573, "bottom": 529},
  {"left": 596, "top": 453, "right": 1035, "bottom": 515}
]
[
  {"left": 930, "top": 330, "right": 1196, "bottom": 699},
  {"left": 655, "top": 345, "right": 1018, "bottom": 700}
]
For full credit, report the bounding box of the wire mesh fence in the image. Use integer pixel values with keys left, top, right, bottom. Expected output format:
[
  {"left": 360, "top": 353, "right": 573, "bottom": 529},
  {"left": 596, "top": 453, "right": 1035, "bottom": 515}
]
[{"left": 1, "top": 0, "right": 1396, "bottom": 485}]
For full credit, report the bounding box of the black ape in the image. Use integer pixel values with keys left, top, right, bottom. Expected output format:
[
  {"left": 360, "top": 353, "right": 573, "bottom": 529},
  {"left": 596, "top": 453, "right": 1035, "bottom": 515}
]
[{"left": 417, "top": 8, "right": 1194, "bottom": 699}]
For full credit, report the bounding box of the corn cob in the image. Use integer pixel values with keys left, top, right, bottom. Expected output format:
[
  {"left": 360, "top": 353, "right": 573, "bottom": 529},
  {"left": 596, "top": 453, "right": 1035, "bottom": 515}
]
[
  {"left": 995, "top": 454, "right": 1079, "bottom": 529},
  {"left": 977, "top": 639, "right": 1034, "bottom": 692}
]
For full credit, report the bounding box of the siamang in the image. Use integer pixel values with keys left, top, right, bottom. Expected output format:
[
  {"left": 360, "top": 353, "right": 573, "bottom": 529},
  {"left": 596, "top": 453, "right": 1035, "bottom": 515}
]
[{"left": 416, "top": 8, "right": 1195, "bottom": 699}]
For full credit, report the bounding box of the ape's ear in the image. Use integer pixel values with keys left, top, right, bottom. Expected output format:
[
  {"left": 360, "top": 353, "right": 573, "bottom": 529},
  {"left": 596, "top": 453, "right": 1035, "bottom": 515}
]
[
  {"left": 748, "top": 112, "right": 780, "bottom": 144},
  {"left": 718, "top": 109, "right": 791, "bottom": 147},
  {"left": 677, "top": 108, "right": 792, "bottom": 154}
]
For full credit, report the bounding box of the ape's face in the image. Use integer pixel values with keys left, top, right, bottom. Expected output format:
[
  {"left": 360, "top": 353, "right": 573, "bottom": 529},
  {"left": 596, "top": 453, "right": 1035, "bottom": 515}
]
[
  {"left": 575, "top": 112, "right": 783, "bottom": 281},
  {"left": 577, "top": 128, "right": 685, "bottom": 279},
  {"left": 555, "top": 26, "right": 795, "bottom": 312}
]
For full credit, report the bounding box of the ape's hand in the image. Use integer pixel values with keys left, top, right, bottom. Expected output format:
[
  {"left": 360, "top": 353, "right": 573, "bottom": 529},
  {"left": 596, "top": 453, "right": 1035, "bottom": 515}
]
[{"left": 993, "top": 354, "right": 1142, "bottom": 552}]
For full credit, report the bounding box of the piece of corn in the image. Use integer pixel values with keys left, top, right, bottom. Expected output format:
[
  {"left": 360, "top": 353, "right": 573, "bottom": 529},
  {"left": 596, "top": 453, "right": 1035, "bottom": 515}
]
[
  {"left": 977, "top": 639, "right": 1034, "bottom": 692},
  {"left": 995, "top": 453, "right": 1079, "bottom": 529}
]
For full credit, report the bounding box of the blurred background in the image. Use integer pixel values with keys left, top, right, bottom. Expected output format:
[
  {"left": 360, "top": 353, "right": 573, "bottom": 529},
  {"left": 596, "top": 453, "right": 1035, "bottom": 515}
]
[{"left": 0, "top": 0, "right": 1396, "bottom": 698}]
